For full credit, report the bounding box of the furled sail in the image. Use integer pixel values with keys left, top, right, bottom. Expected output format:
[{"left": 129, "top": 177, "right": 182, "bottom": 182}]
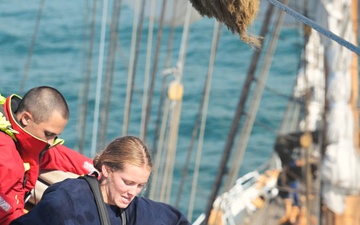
[
  {"left": 123, "top": 0, "right": 203, "bottom": 26},
  {"left": 318, "top": 0, "right": 360, "bottom": 215}
]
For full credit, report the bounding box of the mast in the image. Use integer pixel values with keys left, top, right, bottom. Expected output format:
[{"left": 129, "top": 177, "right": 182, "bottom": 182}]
[
  {"left": 320, "top": 0, "right": 360, "bottom": 224},
  {"left": 350, "top": 0, "right": 358, "bottom": 149}
]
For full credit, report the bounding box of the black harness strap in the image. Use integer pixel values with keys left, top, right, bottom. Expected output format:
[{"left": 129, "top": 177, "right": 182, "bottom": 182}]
[
  {"left": 79, "top": 175, "right": 111, "bottom": 225},
  {"left": 79, "top": 175, "right": 127, "bottom": 225},
  {"left": 120, "top": 209, "right": 127, "bottom": 225}
]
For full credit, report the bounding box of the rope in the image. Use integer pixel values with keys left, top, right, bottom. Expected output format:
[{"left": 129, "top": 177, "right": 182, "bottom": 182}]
[
  {"left": 143, "top": 0, "right": 168, "bottom": 143},
  {"left": 268, "top": 0, "right": 360, "bottom": 56},
  {"left": 140, "top": 0, "right": 156, "bottom": 140},
  {"left": 156, "top": 1, "right": 194, "bottom": 203},
  {"left": 164, "top": 100, "right": 182, "bottom": 203},
  {"left": 187, "top": 21, "right": 222, "bottom": 221},
  {"left": 225, "top": 0, "right": 287, "bottom": 193},
  {"left": 20, "top": 0, "right": 45, "bottom": 94},
  {"left": 148, "top": 98, "right": 170, "bottom": 199},
  {"left": 151, "top": 0, "right": 178, "bottom": 154},
  {"left": 77, "top": 0, "right": 97, "bottom": 154},
  {"left": 159, "top": 101, "right": 172, "bottom": 202},
  {"left": 91, "top": 0, "right": 108, "bottom": 156},
  {"left": 202, "top": 2, "right": 275, "bottom": 224},
  {"left": 149, "top": 0, "right": 181, "bottom": 200},
  {"left": 123, "top": 0, "right": 146, "bottom": 135},
  {"left": 97, "top": 0, "right": 122, "bottom": 151}
]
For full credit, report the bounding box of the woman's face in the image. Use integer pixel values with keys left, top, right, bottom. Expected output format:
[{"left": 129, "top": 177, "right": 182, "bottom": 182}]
[{"left": 101, "top": 163, "right": 151, "bottom": 208}]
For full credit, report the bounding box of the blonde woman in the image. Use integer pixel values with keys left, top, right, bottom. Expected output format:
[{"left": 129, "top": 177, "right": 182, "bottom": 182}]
[{"left": 11, "top": 136, "right": 191, "bottom": 225}]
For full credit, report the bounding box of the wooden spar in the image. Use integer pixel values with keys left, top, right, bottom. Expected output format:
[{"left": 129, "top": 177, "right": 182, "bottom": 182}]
[
  {"left": 351, "top": 0, "right": 359, "bottom": 150},
  {"left": 321, "top": 1, "right": 360, "bottom": 225}
]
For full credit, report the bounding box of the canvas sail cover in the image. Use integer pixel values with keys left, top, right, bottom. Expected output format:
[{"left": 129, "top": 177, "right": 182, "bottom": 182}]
[
  {"left": 293, "top": 31, "right": 325, "bottom": 131},
  {"left": 317, "top": 0, "right": 360, "bottom": 214}
]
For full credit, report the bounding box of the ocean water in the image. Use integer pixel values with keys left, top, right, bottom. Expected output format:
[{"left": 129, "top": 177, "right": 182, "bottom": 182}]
[{"left": 0, "top": 0, "right": 303, "bottom": 221}]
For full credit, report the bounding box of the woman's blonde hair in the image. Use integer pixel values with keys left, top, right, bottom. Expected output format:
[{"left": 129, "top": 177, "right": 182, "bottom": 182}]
[{"left": 93, "top": 136, "right": 152, "bottom": 172}]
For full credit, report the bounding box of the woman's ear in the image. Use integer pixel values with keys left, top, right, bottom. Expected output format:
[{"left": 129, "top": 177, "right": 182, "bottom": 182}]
[{"left": 102, "top": 165, "right": 109, "bottom": 177}]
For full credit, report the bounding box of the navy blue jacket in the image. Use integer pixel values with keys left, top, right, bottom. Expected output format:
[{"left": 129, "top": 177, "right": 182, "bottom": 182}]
[{"left": 10, "top": 178, "right": 191, "bottom": 225}]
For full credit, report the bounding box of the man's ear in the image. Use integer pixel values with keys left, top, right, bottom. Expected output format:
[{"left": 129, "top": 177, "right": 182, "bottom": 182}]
[{"left": 20, "top": 111, "right": 33, "bottom": 126}]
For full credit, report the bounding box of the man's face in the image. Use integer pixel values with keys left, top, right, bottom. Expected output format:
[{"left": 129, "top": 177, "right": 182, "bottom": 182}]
[{"left": 20, "top": 110, "right": 68, "bottom": 145}]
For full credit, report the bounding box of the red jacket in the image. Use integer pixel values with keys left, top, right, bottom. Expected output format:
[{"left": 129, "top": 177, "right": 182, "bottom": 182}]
[{"left": 0, "top": 94, "right": 94, "bottom": 225}]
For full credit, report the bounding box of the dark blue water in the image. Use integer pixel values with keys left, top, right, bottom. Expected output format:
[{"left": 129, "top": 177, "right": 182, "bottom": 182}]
[{"left": 0, "top": 0, "right": 303, "bottom": 221}]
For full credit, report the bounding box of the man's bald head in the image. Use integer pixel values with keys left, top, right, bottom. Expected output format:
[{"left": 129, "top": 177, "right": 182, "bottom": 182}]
[{"left": 16, "top": 86, "right": 70, "bottom": 123}]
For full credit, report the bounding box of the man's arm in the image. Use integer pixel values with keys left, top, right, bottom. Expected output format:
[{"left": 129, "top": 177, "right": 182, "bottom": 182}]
[
  {"left": 0, "top": 193, "right": 24, "bottom": 225},
  {"left": 40, "top": 145, "right": 95, "bottom": 175},
  {"left": 0, "top": 135, "right": 26, "bottom": 225}
]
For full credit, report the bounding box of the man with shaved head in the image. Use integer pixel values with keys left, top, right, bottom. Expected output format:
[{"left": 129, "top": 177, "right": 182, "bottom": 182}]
[{"left": 0, "top": 86, "right": 95, "bottom": 225}]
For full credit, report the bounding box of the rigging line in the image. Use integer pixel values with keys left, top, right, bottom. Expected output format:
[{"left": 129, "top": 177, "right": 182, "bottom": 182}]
[
  {"left": 151, "top": 74, "right": 168, "bottom": 155},
  {"left": 140, "top": 0, "right": 156, "bottom": 140},
  {"left": 268, "top": 0, "right": 360, "bottom": 56},
  {"left": 175, "top": 1, "right": 192, "bottom": 83},
  {"left": 77, "top": 0, "right": 98, "bottom": 154},
  {"left": 202, "top": 3, "right": 275, "bottom": 224},
  {"left": 262, "top": 83, "right": 303, "bottom": 103},
  {"left": 174, "top": 52, "right": 211, "bottom": 206},
  {"left": 123, "top": 0, "right": 146, "bottom": 135},
  {"left": 248, "top": 114, "right": 280, "bottom": 135},
  {"left": 158, "top": 101, "right": 174, "bottom": 202},
  {"left": 278, "top": 51, "right": 307, "bottom": 134},
  {"left": 279, "top": 61, "right": 304, "bottom": 133},
  {"left": 187, "top": 21, "right": 222, "bottom": 221},
  {"left": 164, "top": 100, "right": 182, "bottom": 203},
  {"left": 225, "top": 0, "right": 287, "bottom": 192},
  {"left": 174, "top": 99, "right": 199, "bottom": 207},
  {"left": 20, "top": 0, "right": 45, "bottom": 95},
  {"left": 149, "top": 98, "right": 170, "bottom": 200},
  {"left": 163, "top": 1, "right": 193, "bottom": 204},
  {"left": 97, "top": 0, "right": 122, "bottom": 151},
  {"left": 91, "top": 0, "right": 108, "bottom": 157},
  {"left": 143, "top": 0, "right": 168, "bottom": 143},
  {"left": 152, "top": 0, "right": 179, "bottom": 154},
  {"left": 281, "top": 97, "right": 304, "bottom": 133}
]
